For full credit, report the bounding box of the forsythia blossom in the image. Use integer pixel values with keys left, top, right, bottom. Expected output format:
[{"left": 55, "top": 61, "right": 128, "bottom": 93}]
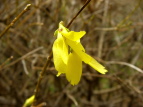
[{"left": 52, "top": 21, "right": 107, "bottom": 85}]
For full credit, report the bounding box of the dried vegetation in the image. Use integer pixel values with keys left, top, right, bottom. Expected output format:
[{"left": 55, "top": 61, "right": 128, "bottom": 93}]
[{"left": 0, "top": 0, "right": 143, "bottom": 107}]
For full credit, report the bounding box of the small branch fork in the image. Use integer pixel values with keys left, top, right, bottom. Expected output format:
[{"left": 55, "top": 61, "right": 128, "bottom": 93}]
[{"left": 32, "top": 0, "right": 92, "bottom": 106}]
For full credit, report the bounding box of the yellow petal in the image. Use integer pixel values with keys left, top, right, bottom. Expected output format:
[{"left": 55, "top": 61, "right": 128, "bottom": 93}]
[
  {"left": 57, "top": 33, "right": 68, "bottom": 64},
  {"left": 54, "top": 29, "right": 58, "bottom": 36},
  {"left": 52, "top": 38, "right": 67, "bottom": 74},
  {"left": 66, "top": 52, "right": 82, "bottom": 85},
  {"left": 58, "top": 22, "right": 86, "bottom": 41},
  {"left": 66, "top": 39, "right": 87, "bottom": 59},
  {"left": 61, "top": 31, "right": 86, "bottom": 41},
  {"left": 57, "top": 72, "right": 62, "bottom": 77},
  {"left": 66, "top": 39, "right": 85, "bottom": 52},
  {"left": 23, "top": 95, "right": 35, "bottom": 107},
  {"left": 66, "top": 39, "right": 107, "bottom": 74},
  {"left": 88, "top": 56, "right": 108, "bottom": 74}
]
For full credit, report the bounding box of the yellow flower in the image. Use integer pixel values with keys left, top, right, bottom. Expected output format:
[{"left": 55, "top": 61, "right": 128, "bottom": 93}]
[
  {"left": 52, "top": 21, "right": 107, "bottom": 85},
  {"left": 23, "top": 95, "right": 35, "bottom": 107}
]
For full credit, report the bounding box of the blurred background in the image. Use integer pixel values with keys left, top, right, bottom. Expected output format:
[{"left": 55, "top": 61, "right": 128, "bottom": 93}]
[{"left": 0, "top": 0, "right": 143, "bottom": 107}]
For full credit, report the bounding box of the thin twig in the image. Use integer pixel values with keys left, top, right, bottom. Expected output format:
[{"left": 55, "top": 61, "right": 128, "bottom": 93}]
[
  {"left": 66, "top": 0, "right": 92, "bottom": 28},
  {"left": 0, "top": 4, "right": 31, "bottom": 39},
  {"left": 93, "top": 85, "right": 122, "bottom": 94},
  {"left": 32, "top": 0, "right": 92, "bottom": 106},
  {"left": 54, "top": 84, "right": 70, "bottom": 106},
  {"left": 32, "top": 51, "right": 53, "bottom": 106},
  {"left": 98, "top": 0, "right": 109, "bottom": 58},
  {"left": 66, "top": 91, "right": 78, "bottom": 107},
  {"left": 117, "top": 0, "right": 141, "bottom": 28},
  {"left": 22, "top": 59, "right": 29, "bottom": 75},
  {"left": 0, "top": 56, "right": 13, "bottom": 70},
  {"left": 0, "top": 47, "right": 43, "bottom": 71},
  {"left": 106, "top": 61, "right": 143, "bottom": 73}
]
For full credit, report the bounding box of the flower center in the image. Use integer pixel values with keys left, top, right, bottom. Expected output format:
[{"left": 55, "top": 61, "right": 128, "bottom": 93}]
[{"left": 58, "top": 28, "right": 63, "bottom": 32}]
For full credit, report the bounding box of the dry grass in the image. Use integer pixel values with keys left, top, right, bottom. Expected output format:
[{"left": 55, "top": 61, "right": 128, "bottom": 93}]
[{"left": 0, "top": 0, "right": 143, "bottom": 107}]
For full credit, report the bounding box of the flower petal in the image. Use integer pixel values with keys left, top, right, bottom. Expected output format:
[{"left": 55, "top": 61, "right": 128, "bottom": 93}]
[
  {"left": 82, "top": 54, "right": 108, "bottom": 74},
  {"left": 56, "top": 72, "right": 62, "bottom": 77},
  {"left": 66, "top": 39, "right": 87, "bottom": 60},
  {"left": 66, "top": 39, "right": 85, "bottom": 52},
  {"left": 66, "top": 39, "right": 107, "bottom": 74},
  {"left": 66, "top": 52, "right": 82, "bottom": 85},
  {"left": 52, "top": 37, "right": 67, "bottom": 74},
  {"left": 62, "top": 31, "right": 86, "bottom": 41},
  {"left": 57, "top": 33, "right": 68, "bottom": 64}
]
